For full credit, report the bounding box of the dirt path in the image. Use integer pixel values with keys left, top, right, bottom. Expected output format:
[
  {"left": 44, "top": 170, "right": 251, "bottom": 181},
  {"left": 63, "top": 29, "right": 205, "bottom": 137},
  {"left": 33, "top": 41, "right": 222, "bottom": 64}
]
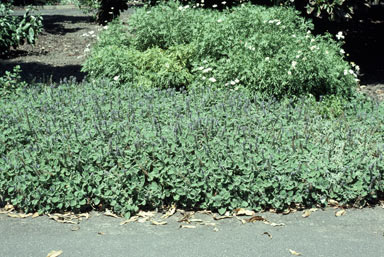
[
  {"left": 0, "top": 7, "right": 135, "bottom": 84},
  {"left": 0, "top": 6, "right": 383, "bottom": 101}
]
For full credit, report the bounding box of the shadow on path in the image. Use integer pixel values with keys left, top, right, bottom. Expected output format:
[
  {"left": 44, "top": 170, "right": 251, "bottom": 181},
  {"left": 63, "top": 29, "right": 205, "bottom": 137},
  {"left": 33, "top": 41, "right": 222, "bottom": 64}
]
[{"left": 0, "top": 61, "right": 86, "bottom": 84}]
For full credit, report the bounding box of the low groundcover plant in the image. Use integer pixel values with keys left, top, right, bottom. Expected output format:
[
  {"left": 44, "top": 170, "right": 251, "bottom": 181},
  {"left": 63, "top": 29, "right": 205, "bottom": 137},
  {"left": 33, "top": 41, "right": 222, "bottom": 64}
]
[{"left": 0, "top": 82, "right": 383, "bottom": 217}]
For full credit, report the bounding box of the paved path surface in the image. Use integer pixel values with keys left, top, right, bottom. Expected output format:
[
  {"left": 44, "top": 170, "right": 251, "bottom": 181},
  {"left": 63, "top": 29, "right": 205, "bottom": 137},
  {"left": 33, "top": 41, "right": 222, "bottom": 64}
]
[{"left": 1, "top": 207, "right": 383, "bottom": 257}]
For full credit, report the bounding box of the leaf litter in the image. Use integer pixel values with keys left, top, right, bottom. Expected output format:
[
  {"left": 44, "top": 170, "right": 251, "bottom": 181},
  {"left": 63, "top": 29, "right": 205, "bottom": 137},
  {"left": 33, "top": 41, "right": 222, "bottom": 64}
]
[{"left": 46, "top": 250, "right": 63, "bottom": 257}]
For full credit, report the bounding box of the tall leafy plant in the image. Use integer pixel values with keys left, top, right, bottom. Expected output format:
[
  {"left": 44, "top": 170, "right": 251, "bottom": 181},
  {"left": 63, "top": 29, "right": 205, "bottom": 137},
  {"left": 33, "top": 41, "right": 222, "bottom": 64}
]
[{"left": 0, "top": 3, "right": 43, "bottom": 55}]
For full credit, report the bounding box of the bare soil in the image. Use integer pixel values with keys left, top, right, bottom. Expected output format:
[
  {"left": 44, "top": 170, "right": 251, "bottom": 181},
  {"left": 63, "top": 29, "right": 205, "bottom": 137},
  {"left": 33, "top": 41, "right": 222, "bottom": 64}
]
[{"left": 0, "top": 6, "right": 383, "bottom": 101}]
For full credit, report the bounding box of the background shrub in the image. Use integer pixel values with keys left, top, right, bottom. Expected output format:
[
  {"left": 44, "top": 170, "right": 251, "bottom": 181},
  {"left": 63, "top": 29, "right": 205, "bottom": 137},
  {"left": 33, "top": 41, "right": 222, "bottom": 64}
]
[
  {"left": 83, "top": 2, "right": 358, "bottom": 99},
  {"left": 1, "top": 82, "right": 383, "bottom": 217},
  {"left": 0, "top": 3, "right": 43, "bottom": 55}
]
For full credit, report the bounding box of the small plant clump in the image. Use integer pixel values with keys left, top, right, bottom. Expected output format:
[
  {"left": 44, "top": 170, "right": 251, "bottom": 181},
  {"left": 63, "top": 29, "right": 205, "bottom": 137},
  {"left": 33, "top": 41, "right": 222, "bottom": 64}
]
[
  {"left": 0, "top": 82, "right": 383, "bottom": 217},
  {"left": 82, "top": 2, "right": 359, "bottom": 99},
  {"left": 0, "top": 3, "right": 43, "bottom": 55}
]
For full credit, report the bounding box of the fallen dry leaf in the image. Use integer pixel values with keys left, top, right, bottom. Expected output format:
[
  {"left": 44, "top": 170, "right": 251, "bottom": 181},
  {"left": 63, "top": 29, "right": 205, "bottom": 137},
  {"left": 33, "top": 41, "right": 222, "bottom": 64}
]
[
  {"left": 197, "top": 210, "right": 213, "bottom": 215},
  {"left": 178, "top": 212, "right": 195, "bottom": 223},
  {"left": 4, "top": 204, "right": 14, "bottom": 212},
  {"left": 97, "top": 232, "right": 105, "bottom": 235},
  {"left": 234, "top": 216, "right": 247, "bottom": 224},
  {"left": 104, "top": 209, "right": 119, "bottom": 218},
  {"left": 282, "top": 209, "right": 291, "bottom": 215},
  {"left": 138, "top": 217, "right": 150, "bottom": 223},
  {"left": 302, "top": 210, "right": 312, "bottom": 218},
  {"left": 263, "top": 232, "right": 272, "bottom": 239},
  {"left": 161, "top": 204, "right": 176, "bottom": 219},
  {"left": 246, "top": 215, "right": 266, "bottom": 223},
  {"left": 213, "top": 227, "right": 219, "bottom": 232},
  {"left": 46, "top": 250, "right": 63, "bottom": 257},
  {"left": 151, "top": 220, "right": 167, "bottom": 225},
  {"left": 7, "top": 213, "right": 32, "bottom": 219},
  {"left": 202, "top": 222, "right": 217, "bottom": 227},
  {"left": 48, "top": 214, "right": 77, "bottom": 224},
  {"left": 309, "top": 208, "right": 318, "bottom": 212},
  {"left": 335, "top": 209, "right": 346, "bottom": 217},
  {"left": 234, "top": 208, "right": 255, "bottom": 216},
  {"left": 180, "top": 224, "right": 196, "bottom": 229},
  {"left": 78, "top": 213, "right": 90, "bottom": 220},
  {"left": 137, "top": 210, "right": 156, "bottom": 218},
  {"left": 264, "top": 221, "right": 286, "bottom": 227},
  {"left": 213, "top": 214, "right": 233, "bottom": 220},
  {"left": 189, "top": 219, "right": 203, "bottom": 223},
  {"left": 32, "top": 212, "right": 40, "bottom": 218},
  {"left": 328, "top": 199, "right": 339, "bottom": 206},
  {"left": 289, "top": 249, "right": 302, "bottom": 256},
  {"left": 120, "top": 216, "right": 138, "bottom": 225}
]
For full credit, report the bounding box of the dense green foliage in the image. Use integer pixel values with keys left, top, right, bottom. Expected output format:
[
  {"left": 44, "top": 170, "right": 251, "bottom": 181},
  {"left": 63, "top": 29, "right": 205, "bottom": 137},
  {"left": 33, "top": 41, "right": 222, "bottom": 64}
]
[
  {"left": 0, "top": 3, "right": 43, "bottom": 55},
  {"left": 0, "top": 65, "right": 27, "bottom": 98},
  {"left": 1, "top": 82, "right": 383, "bottom": 217},
  {"left": 83, "top": 2, "right": 358, "bottom": 99}
]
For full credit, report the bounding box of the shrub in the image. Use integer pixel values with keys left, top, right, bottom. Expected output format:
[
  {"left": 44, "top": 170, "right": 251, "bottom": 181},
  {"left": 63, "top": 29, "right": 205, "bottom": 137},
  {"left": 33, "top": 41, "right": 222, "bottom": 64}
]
[
  {"left": 1, "top": 82, "right": 383, "bottom": 217},
  {"left": 0, "top": 3, "right": 43, "bottom": 55},
  {"left": 76, "top": 0, "right": 129, "bottom": 24},
  {"left": 0, "top": 65, "right": 28, "bottom": 98},
  {"left": 83, "top": 2, "right": 358, "bottom": 99},
  {"left": 83, "top": 41, "right": 195, "bottom": 89}
]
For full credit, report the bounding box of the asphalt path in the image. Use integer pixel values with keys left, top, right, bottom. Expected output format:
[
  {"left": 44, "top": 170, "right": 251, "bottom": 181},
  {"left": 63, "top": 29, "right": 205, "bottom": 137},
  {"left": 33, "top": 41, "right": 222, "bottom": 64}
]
[{"left": 1, "top": 207, "right": 383, "bottom": 257}]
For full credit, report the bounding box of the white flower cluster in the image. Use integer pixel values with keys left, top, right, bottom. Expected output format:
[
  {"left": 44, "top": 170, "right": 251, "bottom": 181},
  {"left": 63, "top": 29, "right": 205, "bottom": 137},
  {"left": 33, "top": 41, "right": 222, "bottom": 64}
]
[
  {"left": 267, "top": 19, "right": 281, "bottom": 25},
  {"left": 309, "top": 45, "right": 319, "bottom": 51},
  {"left": 178, "top": 5, "right": 189, "bottom": 11},
  {"left": 225, "top": 78, "right": 240, "bottom": 86},
  {"left": 197, "top": 65, "right": 215, "bottom": 82},
  {"left": 336, "top": 31, "right": 345, "bottom": 40},
  {"left": 244, "top": 42, "right": 256, "bottom": 51}
]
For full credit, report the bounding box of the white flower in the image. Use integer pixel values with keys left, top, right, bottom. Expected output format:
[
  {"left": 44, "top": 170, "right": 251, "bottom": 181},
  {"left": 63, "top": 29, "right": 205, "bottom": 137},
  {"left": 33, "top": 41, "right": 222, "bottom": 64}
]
[
  {"left": 291, "top": 61, "right": 297, "bottom": 69},
  {"left": 113, "top": 75, "right": 120, "bottom": 81},
  {"left": 292, "top": 34, "right": 296, "bottom": 38},
  {"left": 295, "top": 54, "right": 301, "bottom": 59},
  {"left": 212, "top": 4, "right": 218, "bottom": 8},
  {"left": 178, "top": 6, "right": 183, "bottom": 10},
  {"left": 217, "top": 19, "right": 223, "bottom": 23},
  {"left": 355, "top": 65, "right": 360, "bottom": 72},
  {"left": 221, "top": 1, "right": 227, "bottom": 4},
  {"left": 196, "top": 3, "right": 200, "bottom": 7},
  {"left": 265, "top": 57, "right": 270, "bottom": 61},
  {"left": 198, "top": 66, "right": 204, "bottom": 71},
  {"left": 202, "top": 68, "right": 212, "bottom": 73},
  {"left": 203, "top": 60, "right": 208, "bottom": 64},
  {"left": 209, "top": 77, "right": 216, "bottom": 82},
  {"left": 340, "top": 49, "right": 345, "bottom": 54},
  {"left": 184, "top": 5, "right": 190, "bottom": 9},
  {"left": 336, "top": 31, "right": 345, "bottom": 40},
  {"left": 202, "top": 76, "right": 206, "bottom": 80},
  {"left": 146, "top": 11, "right": 151, "bottom": 14},
  {"left": 288, "top": 71, "right": 292, "bottom": 75},
  {"left": 276, "top": 21, "right": 281, "bottom": 26},
  {"left": 325, "top": 50, "right": 329, "bottom": 55},
  {"left": 310, "top": 45, "right": 317, "bottom": 51},
  {"left": 344, "top": 69, "right": 348, "bottom": 75},
  {"left": 235, "top": 78, "right": 240, "bottom": 83},
  {"left": 230, "top": 81, "right": 236, "bottom": 85},
  {"left": 307, "top": 30, "right": 311, "bottom": 34},
  {"left": 311, "top": 38, "right": 315, "bottom": 43}
]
